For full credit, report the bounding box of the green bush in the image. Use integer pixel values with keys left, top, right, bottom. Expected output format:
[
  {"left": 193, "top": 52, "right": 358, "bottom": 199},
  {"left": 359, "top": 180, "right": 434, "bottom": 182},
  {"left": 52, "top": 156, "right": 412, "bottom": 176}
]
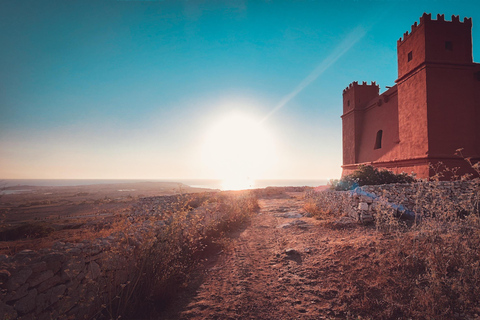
[{"left": 330, "top": 165, "right": 416, "bottom": 191}]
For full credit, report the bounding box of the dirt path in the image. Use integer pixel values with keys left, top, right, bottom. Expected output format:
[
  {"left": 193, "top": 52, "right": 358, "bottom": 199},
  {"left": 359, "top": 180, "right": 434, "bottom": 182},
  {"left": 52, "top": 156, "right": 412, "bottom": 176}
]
[{"left": 161, "top": 192, "right": 380, "bottom": 320}]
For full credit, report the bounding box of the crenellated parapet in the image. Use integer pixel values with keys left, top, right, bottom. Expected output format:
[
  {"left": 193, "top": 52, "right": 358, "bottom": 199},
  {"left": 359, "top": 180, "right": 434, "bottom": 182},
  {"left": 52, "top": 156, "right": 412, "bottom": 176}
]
[
  {"left": 397, "top": 13, "right": 472, "bottom": 45},
  {"left": 343, "top": 81, "right": 378, "bottom": 94}
]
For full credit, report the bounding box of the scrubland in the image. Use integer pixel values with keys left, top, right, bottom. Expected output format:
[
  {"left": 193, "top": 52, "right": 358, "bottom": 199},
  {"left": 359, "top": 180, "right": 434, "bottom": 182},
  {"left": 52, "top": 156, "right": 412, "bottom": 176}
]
[
  {"left": 304, "top": 167, "right": 480, "bottom": 319},
  {"left": 1, "top": 176, "right": 479, "bottom": 319},
  {"left": 0, "top": 185, "right": 259, "bottom": 319}
]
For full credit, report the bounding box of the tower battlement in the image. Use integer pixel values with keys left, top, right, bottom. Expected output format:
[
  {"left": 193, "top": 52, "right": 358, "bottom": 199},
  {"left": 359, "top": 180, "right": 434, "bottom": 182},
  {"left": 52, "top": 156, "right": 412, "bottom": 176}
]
[
  {"left": 397, "top": 13, "right": 472, "bottom": 45},
  {"left": 343, "top": 81, "right": 378, "bottom": 94}
]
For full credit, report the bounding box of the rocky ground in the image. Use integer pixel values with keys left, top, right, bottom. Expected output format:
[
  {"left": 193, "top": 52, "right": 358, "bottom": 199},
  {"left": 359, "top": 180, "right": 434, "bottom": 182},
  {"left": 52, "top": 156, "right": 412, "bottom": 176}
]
[
  {"left": 0, "top": 182, "right": 213, "bottom": 255},
  {"left": 0, "top": 182, "right": 212, "bottom": 224},
  {"left": 156, "top": 192, "right": 381, "bottom": 320}
]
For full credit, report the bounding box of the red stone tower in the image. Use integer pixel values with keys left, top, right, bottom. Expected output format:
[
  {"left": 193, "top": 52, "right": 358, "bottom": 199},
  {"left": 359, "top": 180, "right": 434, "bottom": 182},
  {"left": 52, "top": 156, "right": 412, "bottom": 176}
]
[
  {"left": 342, "top": 81, "right": 379, "bottom": 166},
  {"left": 342, "top": 13, "right": 480, "bottom": 178}
]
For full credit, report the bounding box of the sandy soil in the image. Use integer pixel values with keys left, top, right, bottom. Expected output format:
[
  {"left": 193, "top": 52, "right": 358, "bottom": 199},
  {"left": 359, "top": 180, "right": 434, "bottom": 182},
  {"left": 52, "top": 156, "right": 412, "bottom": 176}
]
[{"left": 157, "top": 192, "right": 381, "bottom": 320}]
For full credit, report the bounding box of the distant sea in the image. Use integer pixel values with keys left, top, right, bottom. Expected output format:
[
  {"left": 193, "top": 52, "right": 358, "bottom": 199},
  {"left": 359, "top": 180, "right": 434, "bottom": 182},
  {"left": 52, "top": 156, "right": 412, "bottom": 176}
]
[{"left": 2, "top": 179, "right": 329, "bottom": 190}]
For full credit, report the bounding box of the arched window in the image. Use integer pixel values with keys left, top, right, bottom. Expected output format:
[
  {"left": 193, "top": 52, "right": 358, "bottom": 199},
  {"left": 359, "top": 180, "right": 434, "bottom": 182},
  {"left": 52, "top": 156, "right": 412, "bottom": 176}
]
[{"left": 374, "top": 130, "right": 383, "bottom": 149}]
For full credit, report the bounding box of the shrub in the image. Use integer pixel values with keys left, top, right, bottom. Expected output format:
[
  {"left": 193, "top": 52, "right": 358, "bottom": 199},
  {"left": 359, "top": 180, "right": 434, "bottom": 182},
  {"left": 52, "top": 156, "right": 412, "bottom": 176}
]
[{"left": 330, "top": 165, "right": 416, "bottom": 191}]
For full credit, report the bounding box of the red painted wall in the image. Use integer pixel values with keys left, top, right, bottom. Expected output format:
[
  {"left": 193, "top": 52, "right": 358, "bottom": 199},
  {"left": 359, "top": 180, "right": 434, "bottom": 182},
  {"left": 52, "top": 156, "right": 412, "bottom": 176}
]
[
  {"left": 341, "top": 13, "right": 480, "bottom": 179},
  {"left": 357, "top": 88, "right": 399, "bottom": 163},
  {"left": 427, "top": 66, "right": 478, "bottom": 158}
]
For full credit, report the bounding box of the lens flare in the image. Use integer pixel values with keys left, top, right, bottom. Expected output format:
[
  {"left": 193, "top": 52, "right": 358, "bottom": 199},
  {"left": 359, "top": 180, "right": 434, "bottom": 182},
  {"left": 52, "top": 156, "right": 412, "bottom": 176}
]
[{"left": 202, "top": 113, "right": 277, "bottom": 190}]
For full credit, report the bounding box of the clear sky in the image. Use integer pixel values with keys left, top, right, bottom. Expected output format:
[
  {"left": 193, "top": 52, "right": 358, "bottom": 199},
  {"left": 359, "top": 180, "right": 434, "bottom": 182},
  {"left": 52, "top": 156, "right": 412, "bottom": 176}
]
[{"left": 1, "top": 0, "right": 479, "bottom": 181}]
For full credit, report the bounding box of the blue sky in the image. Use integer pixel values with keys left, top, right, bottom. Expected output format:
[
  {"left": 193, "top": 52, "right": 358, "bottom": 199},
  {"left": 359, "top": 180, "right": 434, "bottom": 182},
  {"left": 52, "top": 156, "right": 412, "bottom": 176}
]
[{"left": 1, "top": 0, "right": 479, "bottom": 180}]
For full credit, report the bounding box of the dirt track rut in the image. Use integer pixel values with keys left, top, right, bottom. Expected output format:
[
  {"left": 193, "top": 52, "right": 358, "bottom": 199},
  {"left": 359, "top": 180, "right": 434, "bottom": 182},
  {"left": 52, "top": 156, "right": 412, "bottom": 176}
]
[{"left": 162, "top": 192, "right": 378, "bottom": 320}]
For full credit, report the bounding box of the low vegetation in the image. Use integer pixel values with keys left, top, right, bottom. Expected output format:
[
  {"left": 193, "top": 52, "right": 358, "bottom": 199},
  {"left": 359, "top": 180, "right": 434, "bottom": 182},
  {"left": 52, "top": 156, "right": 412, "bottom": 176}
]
[
  {"left": 329, "top": 164, "right": 416, "bottom": 191},
  {"left": 307, "top": 164, "right": 480, "bottom": 319},
  {"left": 101, "top": 191, "right": 259, "bottom": 319}
]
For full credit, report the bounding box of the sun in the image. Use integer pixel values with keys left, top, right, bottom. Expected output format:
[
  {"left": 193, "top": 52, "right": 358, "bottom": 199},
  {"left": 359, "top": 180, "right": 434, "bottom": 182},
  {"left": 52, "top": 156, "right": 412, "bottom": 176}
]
[{"left": 202, "top": 112, "right": 277, "bottom": 190}]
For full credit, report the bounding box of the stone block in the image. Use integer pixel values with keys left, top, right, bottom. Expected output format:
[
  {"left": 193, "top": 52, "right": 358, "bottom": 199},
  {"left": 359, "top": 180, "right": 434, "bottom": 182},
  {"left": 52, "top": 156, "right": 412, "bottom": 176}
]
[
  {"left": 62, "top": 258, "right": 85, "bottom": 280},
  {"left": 83, "top": 245, "right": 103, "bottom": 256},
  {"left": 43, "top": 253, "right": 66, "bottom": 274},
  {"left": 6, "top": 268, "right": 32, "bottom": 292},
  {"left": 14, "top": 288, "right": 37, "bottom": 314},
  {"left": 14, "top": 250, "right": 39, "bottom": 262},
  {"left": 358, "top": 202, "right": 369, "bottom": 211},
  {"left": 359, "top": 212, "right": 374, "bottom": 224},
  {"left": 85, "top": 252, "right": 105, "bottom": 262},
  {"left": 65, "top": 248, "right": 82, "bottom": 256},
  {"left": 29, "top": 270, "right": 54, "bottom": 288},
  {"left": 37, "top": 274, "right": 62, "bottom": 293},
  {"left": 6, "top": 282, "right": 29, "bottom": 302},
  {"left": 35, "top": 292, "right": 48, "bottom": 314},
  {"left": 0, "top": 300, "right": 18, "bottom": 320},
  {"left": 30, "top": 261, "right": 47, "bottom": 274},
  {"left": 49, "top": 284, "right": 66, "bottom": 304},
  {"left": 360, "top": 195, "right": 374, "bottom": 203}
]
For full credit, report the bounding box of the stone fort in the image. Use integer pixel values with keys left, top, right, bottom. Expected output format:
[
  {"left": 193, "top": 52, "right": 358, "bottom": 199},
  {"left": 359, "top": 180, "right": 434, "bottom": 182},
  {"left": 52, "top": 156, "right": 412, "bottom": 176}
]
[{"left": 342, "top": 13, "right": 480, "bottom": 178}]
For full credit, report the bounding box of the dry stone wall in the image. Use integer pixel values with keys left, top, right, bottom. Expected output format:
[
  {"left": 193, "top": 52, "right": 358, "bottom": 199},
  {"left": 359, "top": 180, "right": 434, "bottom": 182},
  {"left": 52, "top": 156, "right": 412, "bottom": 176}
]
[
  {"left": 308, "top": 179, "right": 480, "bottom": 223},
  {"left": 0, "top": 199, "right": 170, "bottom": 320}
]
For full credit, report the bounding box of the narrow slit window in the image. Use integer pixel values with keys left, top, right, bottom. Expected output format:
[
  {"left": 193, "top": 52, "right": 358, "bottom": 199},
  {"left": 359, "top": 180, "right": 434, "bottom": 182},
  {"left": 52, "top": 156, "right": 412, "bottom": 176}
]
[
  {"left": 347, "top": 100, "right": 350, "bottom": 106},
  {"left": 445, "top": 41, "right": 453, "bottom": 51},
  {"left": 407, "top": 51, "right": 413, "bottom": 62},
  {"left": 374, "top": 130, "right": 383, "bottom": 149}
]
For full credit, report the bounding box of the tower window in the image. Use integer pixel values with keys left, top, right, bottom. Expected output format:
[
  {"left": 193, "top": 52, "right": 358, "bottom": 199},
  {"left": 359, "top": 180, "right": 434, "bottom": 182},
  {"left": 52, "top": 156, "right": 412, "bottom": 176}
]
[
  {"left": 445, "top": 41, "right": 453, "bottom": 50},
  {"left": 407, "top": 51, "right": 413, "bottom": 62},
  {"left": 374, "top": 130, "right": 383, "bottom": 149},
  {"left": 347, "top": 100, "right": 350, "bottom": 106}
]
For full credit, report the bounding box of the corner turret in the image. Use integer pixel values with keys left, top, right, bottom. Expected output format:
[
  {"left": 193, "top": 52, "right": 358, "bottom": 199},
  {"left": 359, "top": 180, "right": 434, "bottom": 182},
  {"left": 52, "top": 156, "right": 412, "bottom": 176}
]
[{"left": 343, "top": 81, "right": 379, "bottom": 114}]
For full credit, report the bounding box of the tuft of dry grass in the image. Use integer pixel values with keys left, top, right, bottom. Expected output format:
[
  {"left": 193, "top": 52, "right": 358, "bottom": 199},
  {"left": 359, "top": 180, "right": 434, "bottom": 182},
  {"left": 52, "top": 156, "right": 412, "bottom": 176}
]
[
  {"left": 303, "top": 198, "right": 334, "bottom": 219},
  {"left": 304, "top": 189, "right": 350, "bottom": 220},
  {"left": 303, "top": 198, "right": 321, "bottom": 216}
]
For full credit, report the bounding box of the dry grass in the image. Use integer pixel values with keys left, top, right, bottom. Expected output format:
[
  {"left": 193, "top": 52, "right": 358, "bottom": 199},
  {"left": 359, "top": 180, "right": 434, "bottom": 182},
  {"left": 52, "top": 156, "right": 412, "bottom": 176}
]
[
  {"left": 303, "top": 197, "right": 335, "bottom": 219},
  {"left": 306, "top": 168, "right": 480, "bottom": 319},
  {"left": 99, "top": 191, "right": 259, "bottom": 319},
  {"left": 367, "top": 176, "right": 480, "bottom": 319},
  {"left": 304, "top": 189, "right": 349, "bottom": 220},
  {"left": 303, "top": 198, "right": 322, "bottom": 216}
]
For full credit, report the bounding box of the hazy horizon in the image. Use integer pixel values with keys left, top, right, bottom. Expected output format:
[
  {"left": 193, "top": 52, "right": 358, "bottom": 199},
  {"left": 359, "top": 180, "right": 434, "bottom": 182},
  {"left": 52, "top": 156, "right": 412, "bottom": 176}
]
[{"left": 1, "top": 178, "right": 330, "bottom": 190}]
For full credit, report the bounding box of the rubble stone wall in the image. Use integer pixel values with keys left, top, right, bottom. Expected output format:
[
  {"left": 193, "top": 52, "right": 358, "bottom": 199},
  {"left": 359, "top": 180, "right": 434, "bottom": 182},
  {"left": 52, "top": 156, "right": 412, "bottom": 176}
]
[
  {"left": 0, "top": 205, "right": 166, "bottom": 320},
  {"left": 308, "top": 179, "right": 480, "bottom": 222}
]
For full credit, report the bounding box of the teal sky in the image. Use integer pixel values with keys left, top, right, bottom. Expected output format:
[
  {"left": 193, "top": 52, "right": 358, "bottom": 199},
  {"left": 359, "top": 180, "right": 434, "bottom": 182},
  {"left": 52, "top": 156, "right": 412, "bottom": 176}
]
[{"left": 1, "top": 0, "right": 479, "bottom": 180}]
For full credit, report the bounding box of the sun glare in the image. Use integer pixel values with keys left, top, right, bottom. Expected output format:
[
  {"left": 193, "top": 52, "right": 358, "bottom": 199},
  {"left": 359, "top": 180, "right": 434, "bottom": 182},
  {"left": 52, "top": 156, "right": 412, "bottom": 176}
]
[{"left": 202, "top": 113, "right": 277, "bottom": 190}]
